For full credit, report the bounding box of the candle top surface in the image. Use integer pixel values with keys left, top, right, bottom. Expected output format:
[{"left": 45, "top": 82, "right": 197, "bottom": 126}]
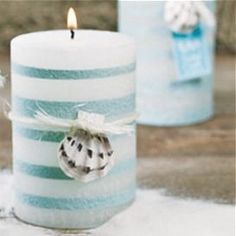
[{"left": 11, "top": 30, "right": 135, "bottom": 51}]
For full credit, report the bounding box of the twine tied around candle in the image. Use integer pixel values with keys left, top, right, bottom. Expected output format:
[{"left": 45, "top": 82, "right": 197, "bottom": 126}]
[{"left": 6, "top": 107, "right": 137, "bottom": 135}]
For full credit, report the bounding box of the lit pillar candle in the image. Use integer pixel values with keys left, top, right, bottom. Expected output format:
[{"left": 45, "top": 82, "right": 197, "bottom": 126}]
[
  {"left": 119, "top": 1, "right": 216, "bottom": 126},
  {"left": 11, "top": 9, "right": 136, "bottom": 229}
]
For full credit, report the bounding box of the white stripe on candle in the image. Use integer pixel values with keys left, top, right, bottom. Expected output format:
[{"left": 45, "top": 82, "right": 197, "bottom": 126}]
[
  {"left": 14, "top": 170, "right": 135, "bottom": 198},
  {"left": 13, "top": 134, "right": 135, "bottom": 166},
  {"left": 12, "top": 73, "right": 135, "bottom": 101}
]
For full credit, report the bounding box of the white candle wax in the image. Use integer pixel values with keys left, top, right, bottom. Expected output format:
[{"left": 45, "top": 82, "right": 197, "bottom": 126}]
[{"left": 11, "top": 30, "right": 136, "bottom": 229}]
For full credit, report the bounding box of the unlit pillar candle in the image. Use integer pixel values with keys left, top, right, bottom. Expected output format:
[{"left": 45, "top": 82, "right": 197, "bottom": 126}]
[{"left": 119, "top": 1, "right": 216, "bottom": 126}]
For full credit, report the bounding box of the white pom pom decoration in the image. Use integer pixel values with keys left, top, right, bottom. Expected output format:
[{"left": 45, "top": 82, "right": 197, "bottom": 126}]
[{"left": 164, "top": 1, "right": 200, "bottom": 34}]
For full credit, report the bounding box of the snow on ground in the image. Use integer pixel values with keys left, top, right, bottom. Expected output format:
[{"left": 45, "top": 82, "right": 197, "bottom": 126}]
[{"left": 0, "top": 171, "right": 234, "bottom": 236}]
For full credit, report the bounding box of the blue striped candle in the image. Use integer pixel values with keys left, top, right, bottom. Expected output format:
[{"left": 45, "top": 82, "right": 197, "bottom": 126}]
[
  {"left": 119, "top": 1, "right": 216, "bottom": 126},
  {"left": 11, "top": 30, "right": 136, "bottom": 229}
]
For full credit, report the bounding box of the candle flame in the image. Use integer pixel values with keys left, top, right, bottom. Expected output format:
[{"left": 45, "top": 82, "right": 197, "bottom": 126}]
[{"left": 67, "top": 7, "right": 77, "bottom": 29}]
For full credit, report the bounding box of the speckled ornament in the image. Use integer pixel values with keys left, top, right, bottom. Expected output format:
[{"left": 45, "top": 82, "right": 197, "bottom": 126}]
[{"left": 58, "top": 130, "right": 114, "bottom": 182}]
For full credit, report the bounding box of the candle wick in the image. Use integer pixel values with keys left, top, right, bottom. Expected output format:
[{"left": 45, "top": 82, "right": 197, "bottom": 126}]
[{"left": 70, "top": 29, "right": 75, "bottom": 39}]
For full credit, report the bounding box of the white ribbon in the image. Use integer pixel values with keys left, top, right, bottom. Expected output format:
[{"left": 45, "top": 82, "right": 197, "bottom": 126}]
[
  {"left": 194, "top": 1, "right": 216, "bottom": 28},
  {"left": 7, "top": 110, "right": 138, "bottom": 135},
  {"left": 0, "top": 71, "right": 6, "bottom": 88}
]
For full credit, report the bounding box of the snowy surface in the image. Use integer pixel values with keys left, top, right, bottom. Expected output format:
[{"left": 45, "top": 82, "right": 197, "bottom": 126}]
[{"left": 0, "top": 171, "right": 234, "bottom": 236}]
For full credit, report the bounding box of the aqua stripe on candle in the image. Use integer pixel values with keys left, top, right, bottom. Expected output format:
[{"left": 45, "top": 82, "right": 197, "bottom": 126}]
[
  {"left": 15, "top": 187, "right": 135, "bottom": 210},
  {"left": 15, "top": 159, "right": 71, "bottom": 180},
  {"left": 14, "top": 158, "right": 136, "bottom": 180},
  {"left": 12, "top": 93, "right": 135, "bottom": 119},
  {"left": 12, "top": 62, "right": 136, "bottom": 80}
]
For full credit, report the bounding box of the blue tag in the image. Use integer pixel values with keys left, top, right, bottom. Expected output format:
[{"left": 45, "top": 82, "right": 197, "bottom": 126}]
[{"left": 172, "top": 25, "right": 212, "bottom": 81}]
